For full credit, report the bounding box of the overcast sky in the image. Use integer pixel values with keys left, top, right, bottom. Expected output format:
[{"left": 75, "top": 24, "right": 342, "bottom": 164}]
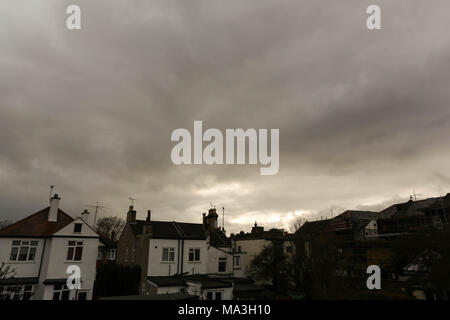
[{"left": 1, "top": 0, "right": 450, "bottom": 234}]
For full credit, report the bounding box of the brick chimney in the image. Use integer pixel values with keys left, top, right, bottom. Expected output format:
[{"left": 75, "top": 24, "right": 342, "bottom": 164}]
[
  {"left": 48, "top": 194, "right": 60, "bottom": 222},
  {"left": 206, "top": 208, "right": 218, "bottom": 229},
  {"left": 143, "top": 210, "right": 152, "bottom": 236},
  {"left": 201, "top": 212, "right": 207, "bottom": 231},
  {"left": 81, "top": 209, "right": 90, "bottom": 225},
  {"left": 251, "top": 221, "right": 264, "bottom": 234},
  {"left": 127, "top": 206, "right": 136, "bottom": 224}
]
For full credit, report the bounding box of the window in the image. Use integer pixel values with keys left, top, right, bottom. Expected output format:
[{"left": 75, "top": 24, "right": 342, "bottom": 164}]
[
  {"left": 97, "top": 247, "right": 103, "bottom": 260},
  {"left": 233, "top": 255, "right": 241, "bottom": 268},
  {"left": 188, "top": 248, "right": 201, "bottom": 262},
  {"left": 9, "top": 240, "right": 38, "bottom": 261},
  {"left": 52, "top": 284, "right": 70, "bottom": 300},
  {"left": 73, "top": 223, "right": 82, "bottom": 233},
  {"left": 125, "top": 247, "right": 129, "bottom": 262},
  {"left": 77, "top": 291, "right": 88, "bottom": 300},
  {"left": 0, "top": 285, "right": 33, "bottom": 300},
  {"left": 162, "top": 248, "right": 175, "bottom": 262},
  {"left": 218, "top": 257, "right": 227, "bottom": 272},
  {"left": 66, "top": 241, "right": 83, "bottom": 261},
  {"left": 132, "top": 248, "right": 136, "bottom": 263},
  {"left": 206, "top": 292, "right": 213, "bottom": 300},
  {"left": 215, "top": 292, "right": 222, "bottom": 300},
  {"left": 108, "top": 249, "right": 116, "bottom": 260}
]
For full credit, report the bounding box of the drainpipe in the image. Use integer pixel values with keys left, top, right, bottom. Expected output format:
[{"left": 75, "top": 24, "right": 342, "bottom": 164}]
[
  {"left": 181, "top": 239, "right": 184, "bottom": 274},
  {"left": 37, "top": 238, "right": 47, "bottom": 282}
]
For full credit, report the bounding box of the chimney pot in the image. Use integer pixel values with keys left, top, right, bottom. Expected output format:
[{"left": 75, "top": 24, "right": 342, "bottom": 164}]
[
  {"left": 127, "top": 207, "right": 137, "bottom": 224},
  {"left": 48, "top": 194, "right": 61, "bottom": 222},
  {"left": 81, "top": 209, "right": 90, "bottom": 226}
]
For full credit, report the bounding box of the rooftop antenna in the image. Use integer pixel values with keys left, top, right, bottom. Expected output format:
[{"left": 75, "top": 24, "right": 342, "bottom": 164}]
[
  {"left": 49, "top": 185, "right": 55, "bottom": 202},
  {"left": 85, "top": 201, "right": 109, "bottom": 227},
  {"left": 410, "top": 189, "right": 422, "bottom": 201},
  {"left": 222, "top": 207, "right": 225, "bottom": 231},
  {"left": 128, "top": 197, "right": 136, "bottom": 207}
]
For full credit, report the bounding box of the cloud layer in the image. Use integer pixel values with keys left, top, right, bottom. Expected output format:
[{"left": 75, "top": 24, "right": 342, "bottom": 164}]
[{"left": 1, "top": 0, "right": 450, "bottom": 233}]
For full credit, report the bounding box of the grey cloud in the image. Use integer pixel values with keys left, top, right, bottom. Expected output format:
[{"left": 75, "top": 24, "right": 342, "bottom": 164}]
[{"left": 1, "top": 0, "right": 450, "bottom": 233}]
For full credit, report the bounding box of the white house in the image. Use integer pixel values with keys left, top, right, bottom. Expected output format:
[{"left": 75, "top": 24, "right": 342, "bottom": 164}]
[
  {"left": 0, "top": 195, "right": 100, "bottom": 300},
  {"left": 231, "top": 222, "right": 296, "bottom": 284},
  {"left": 117, "top": 208, "right": 240, "bottom": 299}
]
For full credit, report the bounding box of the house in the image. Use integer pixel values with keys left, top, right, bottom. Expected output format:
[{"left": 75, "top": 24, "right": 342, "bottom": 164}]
[
  {"left": 377, "top": 194, "right": 450, "bottom": 234},
  {"left": 231, "top": 222, "right": 296, "bottom": 282},
  {"left": 116, "top": 207, "right": 235, "bottom": 297},
  {"left": 0, "top": 194, "right": 100, "bottom": 300},
  {"left": 97, "top": 234, "right": 117, "bottom": 267}
]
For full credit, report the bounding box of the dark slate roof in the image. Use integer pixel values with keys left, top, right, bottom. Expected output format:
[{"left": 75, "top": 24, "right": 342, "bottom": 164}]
[
  {"left": 99, "top": 234, "right": 117, "bottom": 247},
  {"left": 99, "top": 292, "right": 198, "bottom": 300},
  {"left": 380, "top": 195, "right": 449, "bottom": 218},
  {"left": 130, "top": 220, "right": 206, "bottom": 240},
  {"left": 147, "top": 276, "right": 186, "bottom": 287},
  {"left": 295, "top": 220, "right": 329, "bottom": 235},
  {"left": 232, "top": 228, "right": 293, "bottom": 241},
  {"left": 209, "top": 228, "right": 231, "bottom": 246},
  {"left": 0, "top": 277, "right": 39, "bottom": 285},
  {"left": 333, "top": 210, "right": 380, "bottom": 221},
  {"left": 182, "top": 275, "right": 232, "bottom": 289},
  {"left": 43, "top": 278, "right": 83, "bottom": 285},
  {"left": 0, "top": 207, "right": 74, "bottom": 237},
  {"left": 233, "top": 283, "right": 266, "bottom": 292}
]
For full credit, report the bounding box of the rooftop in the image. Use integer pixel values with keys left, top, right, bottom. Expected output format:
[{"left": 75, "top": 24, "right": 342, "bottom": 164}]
[{"left": 0, "top": 207, "right": 73, "bottom": 238}]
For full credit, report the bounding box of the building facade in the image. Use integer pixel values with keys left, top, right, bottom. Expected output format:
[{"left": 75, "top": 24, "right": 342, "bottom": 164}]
[{"left": 0, "top": 195, "right": 100, "bottom": 300}]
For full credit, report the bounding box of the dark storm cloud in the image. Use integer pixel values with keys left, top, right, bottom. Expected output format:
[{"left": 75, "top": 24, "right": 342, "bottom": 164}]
[{"left": 1, "top": 0, "right": 450, "bottom": 232}]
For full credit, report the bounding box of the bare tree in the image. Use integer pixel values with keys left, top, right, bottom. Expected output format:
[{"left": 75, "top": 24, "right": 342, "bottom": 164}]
[
  {"left": 0, "top": 262, "right": 16, "bottom": 280},
  {"left": 247, "top": 243, "right": 295, "bottom": 290},
  {"left": 96, "top": 216, "right": 125, "bottom": 241},
  {"left": 291, "top": 217, "right": 307, "bottom": 233},
  {"left": 0, "top": 262, "right": 32, "bottom": 300},
  {"left": 0, "top": 219, "right": 12, "bottom": 230}
]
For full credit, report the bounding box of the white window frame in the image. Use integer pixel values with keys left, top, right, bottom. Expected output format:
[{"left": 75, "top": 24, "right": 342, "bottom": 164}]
[
  {"left": 188, "top": 248, "right": 201, "bottom": 262},
  {"left": 66, "top": 240, "right": 83, "bottom": 261},
  {"left": 162, "top": 248, "right": 175, "bottom": 262},
  {"left": 52, "top": 284, "right": 70, "bottom": 300},
  {"left": 9, "top": 240, "right": 38, "bottom": 262},
  {"left": 76, "top": 290, "right": 89, "bottom": 300},
  {"left": 233, "top": 255, "right": 241, "bottom": 268},
  {"left": 108, "top": 248, "right": 116, "bottom": 260},
  {"left": 0, "top": 284, "right": 34, "bottom": 300}
]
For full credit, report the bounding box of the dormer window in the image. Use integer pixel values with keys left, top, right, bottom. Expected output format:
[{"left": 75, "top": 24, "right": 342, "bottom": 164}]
[{"left": 74, "top": 223, "right": 82, "bottom": 233}]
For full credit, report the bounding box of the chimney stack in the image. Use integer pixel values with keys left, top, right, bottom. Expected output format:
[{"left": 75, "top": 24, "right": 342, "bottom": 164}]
[
  {"left": 126, "top": 206, "right": 136, "bottom": 224},
  {"left": 81, "top": 209, "right": 90, "bottom": 225},
  {"left": 202, "top": 213, "right": 207, "bottom": 231},
  {"left": 144, "top": 210, "right": 152, "bottom": 236},
  {"left": 48, "top": 194, "right": 60, "bottom": 222},
  {"left": 206, "top": 208, "right": 218, "bottom": 229}
]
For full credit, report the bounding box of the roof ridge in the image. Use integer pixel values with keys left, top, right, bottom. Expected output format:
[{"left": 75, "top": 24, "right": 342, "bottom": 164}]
[
  {"left": 172, "top": 221, "right": 186, "bottom": 238},
  {"left": 0, "top": 207, "right": 50, "bottom": 232}
]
